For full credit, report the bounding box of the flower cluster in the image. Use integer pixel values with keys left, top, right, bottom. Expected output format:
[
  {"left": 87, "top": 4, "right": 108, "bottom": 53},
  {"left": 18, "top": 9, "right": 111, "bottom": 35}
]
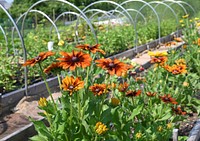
[{"left": 95, "top": 122, "right": 108, "bottom": 135}]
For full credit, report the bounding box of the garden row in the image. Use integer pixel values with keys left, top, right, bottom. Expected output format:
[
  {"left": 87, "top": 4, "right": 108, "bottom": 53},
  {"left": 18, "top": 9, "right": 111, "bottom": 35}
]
[{"left": 0, "top": 0, "right": 196, "bottom": 95}]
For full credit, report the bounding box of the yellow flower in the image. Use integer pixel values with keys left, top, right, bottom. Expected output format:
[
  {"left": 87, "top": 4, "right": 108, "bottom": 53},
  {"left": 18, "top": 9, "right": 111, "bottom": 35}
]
[
  {"left": 183, "top": 82, "right": 189, "bottom": 87},
  {"left": 111, "top": 97, "right": 120, "bottom": 106},
  {"left": 148, "top": 51, "right": 168, "bottom": 57},
  {"left": 33, "top": 36, "right": 38, "bottom": 41},
  {"left": 195, "top": 17, "right": 199, "bottom": 21},
  {"left": 181, "top": 24, "right": 185, "bottom": 27},
  {"left": 196, "top": 22, "right": 200, "bottom": 27},
  {"left": 58, "top": 40, "right": 65, "bottom": 46},
  {"left": 95, "top": 122, "right": 108, "bottom": 135},
  {"left": 38, "top": 97, "right": 48, "bottom": 107},
  {"left": 179, "top": 20, "right": 183, "bottom": 23},
  {"left": 182, "top": 45, "right": 187, "bottom": 49},
  {"left": 135, "top": 132, "right": 142, "bottom": 139},
  {"left": 175, "top": 59, "right": 186, "bottom": 65},
  {"left": 182, "top": 14, "right": 189, "bottom": 19},
  {"left": 157, "top": 126, "right": 163, "bottom": 132},
  {"left": 167, "top": 123, "right": 172, "bottom": 129},
  {"left": 189, "top": 19, "right": 193, "bottom": 22}
]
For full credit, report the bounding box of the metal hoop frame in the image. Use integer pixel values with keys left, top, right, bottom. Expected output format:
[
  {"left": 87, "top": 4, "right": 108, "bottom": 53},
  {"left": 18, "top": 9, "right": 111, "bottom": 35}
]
[
  {"left": 21, "top": 0, "right": 98, "bottom": 44},
  {"left": 0, "top": 25, "right": 8, "bottom": 54},
  {"left": 0, "top": 4, "right": 28, "bottom": 95},
  {"left": 12, "top": 9, "right": 61, "bottom": 51}
]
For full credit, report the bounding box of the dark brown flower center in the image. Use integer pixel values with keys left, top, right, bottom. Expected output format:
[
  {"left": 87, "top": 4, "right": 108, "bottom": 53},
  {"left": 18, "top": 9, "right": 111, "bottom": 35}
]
[
  {"left": 108, "top": 62, "right": 115, "bottom": 68},
  {"left": 71, "top": 56, "right": 79, "bottom": 62},
  {"left": 69, "top": 85, "right": 74, "bottom": 90},
  {"left": 35, "top": 56, "right": 41, "bottom": 61},
  {"left": 88, "top": 46, "right": 93, "bottom": 49},
  {"left": 164, "top": 97, "right": 170, "bottom": 101},
  {"left": 95, "top": 88, "right": 100, "bottom": 92}
]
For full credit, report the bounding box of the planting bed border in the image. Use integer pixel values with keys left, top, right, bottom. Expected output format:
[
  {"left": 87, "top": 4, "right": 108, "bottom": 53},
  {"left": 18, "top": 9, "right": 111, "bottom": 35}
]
[
  {"left": 1, "top": 31, "right": 200, "bottom": 141},
  {"left": 0, "top": 77, "right": 59, "bottom": 116}
]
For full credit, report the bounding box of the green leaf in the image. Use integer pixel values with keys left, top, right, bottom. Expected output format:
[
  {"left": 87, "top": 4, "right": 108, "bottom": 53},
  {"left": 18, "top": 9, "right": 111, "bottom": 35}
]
[
  {"left": 156, "top": 112, "right": 172, "bottom": 121},
  {"left": 128, "top": 104, "right": 143, "bottom": 121},
  {"left": 29, "top": 135, "right": 48, "bottom": 141}
]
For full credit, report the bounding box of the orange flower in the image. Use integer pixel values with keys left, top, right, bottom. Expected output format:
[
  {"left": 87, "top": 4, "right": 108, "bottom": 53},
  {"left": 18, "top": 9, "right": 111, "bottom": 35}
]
[
  {"left": 165, "top": 42, "right": 177, "bottom": 47},
  {"left": 163, "top": 65, "right": 171, "bottom": 71},
  {"left": 95, "top": 58, "right": 129, "bottom": 76},
  {"left": 146, "top": 92, "right": 157, "bottom": 97},
  {"left": 159, "top": 94, "right": 178, "bottom": 104},
  {"left": 170, "top": 64, "right": 187, "bottom": 75},
  {"left": 198, "top": 38, "right": 200, "bottom": 46},
  {"left": 126, "top": 90, "right": 141, "bottom": 97},
  {"left": 172, "top": 106, "right": 186, "bottom": 115},
  {"left": 89, "top": 84, "right": 107, "bottom": 96},
  {"left": 23, "top": 51, "right": 54, "bottom": 67},
  {"left": 174, "top": 37, "right": 183, "bottom": 42},
  {"left": 44, "top": 62, "right": 62, "bottom": 74},
  {"left": 57, "top": 51, "right": 92, "bottom": 71},
  {"left": 76, "top": 44, "right": 105, "bottom": 55},
  {"left": 118, "top": 82, "right": 129, "bottom": 92},
  {"left": 61, "top": 76, "right": 84, "bottom": 95},
  {"left": 135, "top": 77, "right": 146, "bottom": 82},
  {"left": 150, "top": 56, "right": 168, "bottom": 65}
]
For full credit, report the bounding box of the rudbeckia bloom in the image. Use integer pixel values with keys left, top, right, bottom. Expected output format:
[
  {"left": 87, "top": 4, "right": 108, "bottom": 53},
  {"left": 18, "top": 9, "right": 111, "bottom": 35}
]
[
  {"left": 89, "top": 83, "right": 107, "bottom": 96},
  {"left": 58, "top": 40, "right": 65, "bottom": 46},
  {"left": 171, "top": 64, "right": 187, "bottom": 75},
  {"left": 95, "top": 122, "right": 108, "bottom": 135},
  {"left": 159, "top": 94, "right": 178, "bottom": 104},
  {"left": 175, "top": 59, "right": 186, "bottom": 65},
  {"left": 76, "top": 44, "right": 105, "bottom": 55},
  {"left": 174, "top": 37, "right": 183, "bottom": 42},
  {"left": 150, "top": 56, "right": 168, "bottom": 65},
  {"left": 23, "top": 51, "right": 55, "bottom": 67},
  {"left": 38, "top": 97, "right": 48, "bottom": 107},
  {"left": 61, "top": 76, "right": 84, "bottom": 95},
  {"left": 198, "top": 38, "right": 200, "bottom": 46},
  {"left": 148, "top": 51, "right": 168, "bottom": 57},
  {"left": 182, "top": 14, "right": 189, "bottom": 18},
  {"left": 57, "top": 51, "right": 92, "bottom": 71},
  {"left": 43, "top": 62, "right": 62, "bottom": 74},
  {"left": 135, "top": 132, "right": 142, "bottom": 139},
  {"left": 111, "top": 97, "right": 120, "bottom": 106},
  {"left": 118, "top": 82, "right": 129, "bottom": 92},
  {"left": 95, "top": 58, "right": 129, "bottom": 76},
  {"left": 146, "top": 92, "right": 157, "bottom": 97},
  {"left": 126, "top": 90, "right": 141, "bottom": 97},
  {"left": 172, "top": 106, "right": 186, "bottom": 115}
]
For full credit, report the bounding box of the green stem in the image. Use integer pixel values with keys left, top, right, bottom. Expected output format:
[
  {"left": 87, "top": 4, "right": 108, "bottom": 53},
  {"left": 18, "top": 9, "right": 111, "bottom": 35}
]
[
  {"left": 57, "top": 73, "right": 62, "bottom": 90},
  {"left": 70, "top": 97, "right": 73, "bottom": 126},
  {"left": 85, "top": 66, "right": 90, "bottom": 88},
  {"left": 38, "top": 63, "right": 57, "bottom": 111}
]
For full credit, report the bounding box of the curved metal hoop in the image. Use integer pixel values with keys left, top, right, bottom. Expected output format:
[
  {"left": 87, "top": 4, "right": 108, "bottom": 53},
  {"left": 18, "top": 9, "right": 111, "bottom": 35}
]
[
  {"left": 21, "top": 0, "right": 97, "bottom": 44},
  {"left": 163, "top": 0, "right": 195, "bottom": 16},
  {"left": 0, "top": 4, "right": 28, "bottom": 95},
  {"left": 149, "top": 1, "right": 179, "bottom": 36},
  {"left": 87, "top": 9, "right": 128, "bottom": 26},
  {"left": 82, "top": 0, "right": 136, "bottom": 52},
  {"left": 12, "top": 9, "right": 61, "bottom": 49},
  {"left": 117, "top": 0, "right": 161, "bottom": 52},
  {"left": 0, "top": 25, "right": 8, "bottom": 53},
  {"left": 52, "top": 11, "right": 94, "bottom": 43},
  {"left": 176, "top": 1, "right": 196, "bottom": 15},
  {"left": 121, "top": 8, "right": 147, "bottom": 24},
  {"left": 82, "top": 0, "right": 135, "bottom": 27},
  {"left": 162, "top": 0, "right": 188, "bottom": 15}
]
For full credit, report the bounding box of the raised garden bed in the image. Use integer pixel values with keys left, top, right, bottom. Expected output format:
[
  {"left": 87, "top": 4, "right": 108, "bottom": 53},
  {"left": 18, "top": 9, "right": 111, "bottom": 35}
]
[{"left": 1, "top": 30, "right": 200, "bottom": 141}]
